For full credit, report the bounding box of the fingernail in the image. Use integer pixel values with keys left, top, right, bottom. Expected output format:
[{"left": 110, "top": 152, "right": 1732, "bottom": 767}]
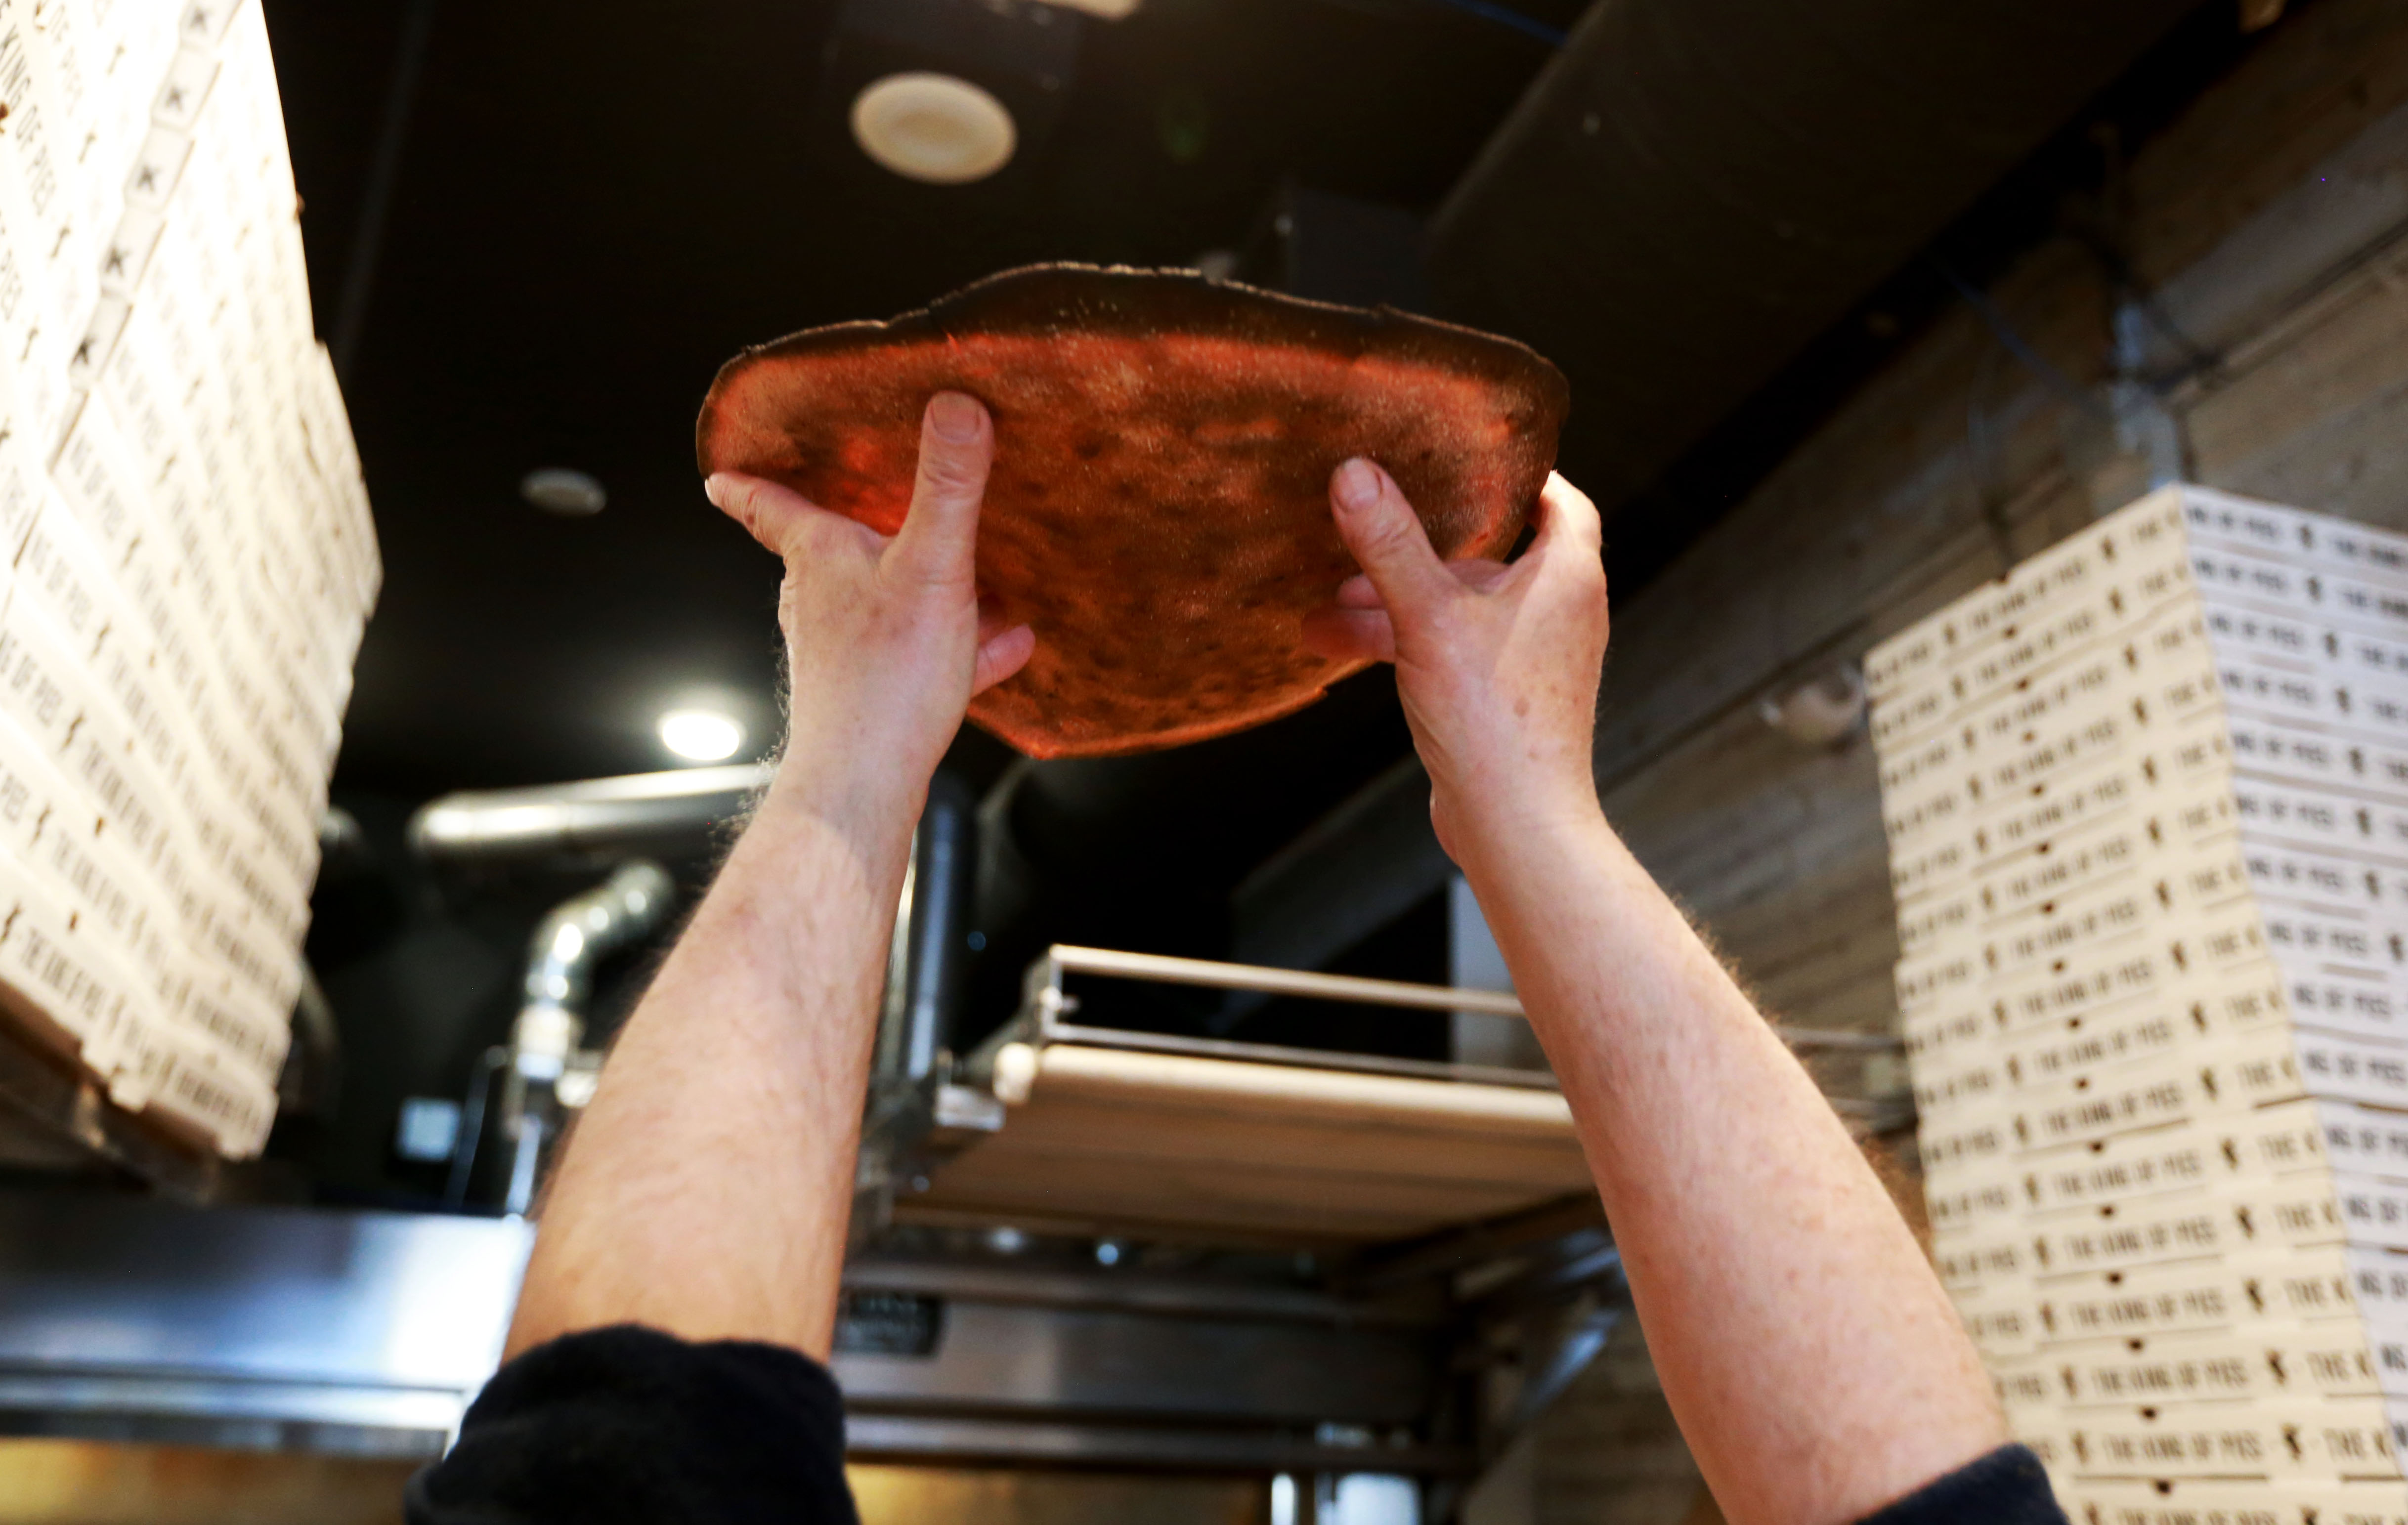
[
  {"left": 1334, "top": 458, "right": 1380, "bottom": 511},
  {"left": 931, "top": 392, "right": 982, "bottom": 442}
]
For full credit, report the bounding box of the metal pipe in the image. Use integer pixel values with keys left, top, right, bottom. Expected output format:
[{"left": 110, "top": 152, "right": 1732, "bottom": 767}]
[
  {"left": 502, "top": 860, "right": 678, "bottom": 1215},
  {"left": 520, "top": 860, "right": 678, "bottom": 1021},
  {"left": 900, "top": 773, "right": 976, "bottom": 1082},
  {"left": 408, "top": 764, "right": 772, "bottom": 863}
]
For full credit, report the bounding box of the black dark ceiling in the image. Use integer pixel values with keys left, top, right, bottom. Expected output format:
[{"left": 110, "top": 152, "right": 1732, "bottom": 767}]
[{"left": 263, "top": 0, "right": 1585, "bottom": 799}]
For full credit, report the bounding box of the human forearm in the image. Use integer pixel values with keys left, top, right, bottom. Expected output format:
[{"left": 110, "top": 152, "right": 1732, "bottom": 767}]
[
  {"left": 505, "top": 776, "right": 912, "bottom": 1358},
  {"left": 503, "top": 395, "right": 1031, "bottom": 1361},
  {"left": 1462, "top": 808, "right": 2003, "bottom": 1525}
]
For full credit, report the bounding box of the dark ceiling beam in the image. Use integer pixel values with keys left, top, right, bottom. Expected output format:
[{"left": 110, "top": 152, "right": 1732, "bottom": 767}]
[{"left": 1427, "top": 0, "right": 2198, "bottom": 523}]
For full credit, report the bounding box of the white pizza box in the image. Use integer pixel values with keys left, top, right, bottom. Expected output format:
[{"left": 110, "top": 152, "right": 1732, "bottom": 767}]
[
  {"left": 2185, "top": 487, "right": 2408, "bottom": 590},
  {"left": 170, "top": 945, "right": 287, "bottom": 1084},
  {"left": 2202, "top": 597, "right": 2378, "bottom": 676},
  {"left": 293, "top": 343, "right": 377, "bottom": 615},
  {"left": 1870, "top": 555, "right": 2199, "bottom": 760},
  {"left": 0, "top": 709, "right": 158, "bottom": 953},
  {"left": 0, "top": 861, "right": 158, "bottom": 1082},
  {"left": 2320, "top": 1107, "right": 2408, "bottom": 1185},
  {"left": 1936, "top": 1221, "right": 2041, "bottom": 1292},
  {"left": 2199, "top": 600, "right": 2408, "bottom": 721},
  {"left": 0, "top": 7, "right": 76, "bottom": 241},
  {"left": 1903, "top": 829, "right": 2256, "bottom": 974},
  {"left": 37, "top": 0, "right": 171, "bottom": 185},
  {"left": 1866, "top": 496, "right": 2408, "bottom": 755},
  {"left": 2058, "top": 1396, "right": 2400, "bottom": 1481},
  {"left": 1877, "top": 663, "right": 2199, "bottom": 826},
  {"left": 1892, "top": 727, "right": 2241, "bottom": 904},
  {"left": 2060, "top": 1478, "right": 2408, "bottom": 1525},
  {"left": 5, "top": 598, "right": 221, "bottom": 949},
  {"left": 2191, "top": 539, "right": 2408, "bottom": 648},
  {"left": 2047, "top": 1324, "right": 2402, "bottom": 1406},
  {"left": 1898, "top": 793, "right": 2243, "bottom": 956},
  {"left": 1979, "top": 910, "right": 2286, "bottom": 1044},
  {"left": 7, "top": 729, "right": 189, "bottom": 1015},
  {"left": 1921, "top": 1096, "right": 2327, "bottom": 1223},
  {"left": 1917, "top": 1025, "right": 2308, "bottom": 1167},
  {"left": 2020, "top": 1182, "right": 2346, "bottom": 1281},
  {"left": 48, "top": 390, "right": 149, "bottom": 559},
  {"left": 2221, "top": 705, "right": 2408, "bottom": 803},
  {"left": 2229, "top": 775, "right": 2408, "bottom": 868},
  {"left": 1887, "top": 597, "right": 2226, "bottom": 771},
  {"left": 111, "top": 1013, "right": 276, "bottom": 1158},
  {"left": 2271, "top": 959, "right": 2408, "bottom": 1049},
  {"left": 1881, "top": 699, "right": 2229, "bottom": 857},
  {"left": 1929, "top": 1170, "right": 2031, "bottom": 1237},
  {"left": 1952, "top": 1273, "right": 2045, "bottom": 1356},
  {"left": 1915, "top": 841, "right": 2259, "bottom": 997},
  {"left": 2241, "top": 837, "right": 2408, "bottom": 924},
  {"left": 151, "top": 39, "right": 221, "bottom": 137},
  {"left": 0, "top": 120, "right": 43, "bottom": 360},
  {"left": 2024, "top": 1246, "right": 2362, "bottom": 1348},
  {"left": 1992, "top": 1347, "right": 2072, "bottom": 1413},
  {"left": 106, "top": 511, "right": 271, "bottom": 817},
  {"left": 2, "top": 533, "right": 266, "bottom": 924},
  {"left": 2210, "top": 653, "right": 2408, "bottom": 755},
  {"left": 2020, "top": 1102, "right": 2326, "bottom": 1217},
  {"left": 15, "top": 496, "right": 122, "bottom": 655},
  {"left": 1918, "top": 1104, "right": 2021, "bottom": 1183},
  {"left": 1912, "top": 984, "right": 2241, "bottom": 1123},
  {"left": 178, "top": 837, "right": 298, "bottom": 1008},
  {"left": 1868, "top": 491, "right": 2190, "bottom": 706}
]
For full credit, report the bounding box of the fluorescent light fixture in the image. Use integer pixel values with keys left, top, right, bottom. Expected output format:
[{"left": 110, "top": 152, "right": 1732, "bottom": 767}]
[
  {"left": 520, "top": 467, "right": 607, "bottom": 515},
  {"left": 850, "top": 72, "right": 1016, "bottom": 185},
  {"left": 659, "top": 709, "right": 745, "bottom": 763}
]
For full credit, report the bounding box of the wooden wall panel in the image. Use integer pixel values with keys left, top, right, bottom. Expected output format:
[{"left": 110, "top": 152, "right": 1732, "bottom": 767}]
[{"left": 1540, "top": 4, "right": 2408, "bottom": 1523}]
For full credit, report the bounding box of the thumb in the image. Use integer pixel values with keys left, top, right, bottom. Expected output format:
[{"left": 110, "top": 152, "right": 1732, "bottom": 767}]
[
  {"left": 888, "top": 391, "right": 992, "bottom": 590},
  {"left": 1330, "top": 459, "right": 1452, "bottom": 619}
]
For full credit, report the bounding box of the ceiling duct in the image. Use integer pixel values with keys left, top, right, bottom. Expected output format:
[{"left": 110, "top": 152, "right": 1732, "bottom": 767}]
[
  {"left": 1427, "top": 0, "right": 2198, "bottom": 523},
  {"left": 408, "top": 764, "right": 771, "bottom": 865}
]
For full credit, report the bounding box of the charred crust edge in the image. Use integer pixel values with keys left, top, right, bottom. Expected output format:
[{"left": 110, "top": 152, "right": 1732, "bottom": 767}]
[{"left": 694, "top": 262, "right": 1570, "bottom": 476}]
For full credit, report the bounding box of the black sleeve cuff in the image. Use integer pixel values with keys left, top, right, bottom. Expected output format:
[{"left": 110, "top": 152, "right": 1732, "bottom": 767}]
[
  {"left": 1857, "top": 1444, "right": 2066, "bottom": 1525},
  {"left": 406, "top": 1324, "right": 859, "bottom": 1525}
]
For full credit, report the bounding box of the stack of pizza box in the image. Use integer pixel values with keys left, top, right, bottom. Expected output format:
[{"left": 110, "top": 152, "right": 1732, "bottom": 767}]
[
  {"left": 1868, "top": 485, "right": 2408, "bottom": 1525},
  {"left": 0, "top": 0, "right": 377, "bottom": 1160}
]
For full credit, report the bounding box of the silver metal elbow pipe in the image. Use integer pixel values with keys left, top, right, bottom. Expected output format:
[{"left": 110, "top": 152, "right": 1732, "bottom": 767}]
[{"left": 511, "top": 858, "right": 678, "bottom": 1082}]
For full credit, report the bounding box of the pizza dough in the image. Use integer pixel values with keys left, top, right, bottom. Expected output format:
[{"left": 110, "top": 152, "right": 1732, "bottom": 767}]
[{"left": 696, "top": 263, "right": 1568, "bottom": 758}]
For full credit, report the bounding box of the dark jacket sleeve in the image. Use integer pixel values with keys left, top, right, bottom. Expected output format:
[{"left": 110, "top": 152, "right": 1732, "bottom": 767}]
[
  {"left": 1857, "top": 1444, "right": 2067, "bottom": 1525},
  {"left": 406, "top": 1324, "right": 859, "bottom": 1525}
]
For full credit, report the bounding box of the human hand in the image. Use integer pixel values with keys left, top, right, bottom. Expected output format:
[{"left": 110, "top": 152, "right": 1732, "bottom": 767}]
[
  {"left": 1302, "top": 460, "right": 1608, "bottom": 870},
  {"left": 706, "top": 392, "right": 1034, "bottom": 846}
]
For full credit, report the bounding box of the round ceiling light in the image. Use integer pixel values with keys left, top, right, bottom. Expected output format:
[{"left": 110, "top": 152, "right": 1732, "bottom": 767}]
[
  {"left": 658, "top": 709, "right": 745, "bottom": 763},
  {"left": 520, "top": 467, "right": 607, "bottom": 516},
  {"left": 850, "top": 72, "right": 1016, "bottom": 186}
]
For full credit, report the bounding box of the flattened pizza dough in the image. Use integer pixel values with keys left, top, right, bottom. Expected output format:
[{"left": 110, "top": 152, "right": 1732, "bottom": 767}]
[{"left": 696, "top": 264, "right": 1567, "bottom": 758}]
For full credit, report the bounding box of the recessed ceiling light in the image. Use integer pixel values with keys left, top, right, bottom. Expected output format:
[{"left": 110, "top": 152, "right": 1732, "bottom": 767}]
[
  {"left": 658, "top": 709, "right": 745, "bottom": 763},
  {"left": 521, "top": 467, "right": 607, "bottom": 515},
  {"left": 850, "top": 72, "right": 1016, "bottom": 185}
]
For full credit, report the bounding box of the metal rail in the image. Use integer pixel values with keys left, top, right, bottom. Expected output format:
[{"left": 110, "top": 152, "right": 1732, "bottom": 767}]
[
  {"left": 1050, "top": 944, "right": 1527, "bottom": 1016},
  {"left": 1045, "top": 944, "right": 1903, "bottom": 1054}
]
